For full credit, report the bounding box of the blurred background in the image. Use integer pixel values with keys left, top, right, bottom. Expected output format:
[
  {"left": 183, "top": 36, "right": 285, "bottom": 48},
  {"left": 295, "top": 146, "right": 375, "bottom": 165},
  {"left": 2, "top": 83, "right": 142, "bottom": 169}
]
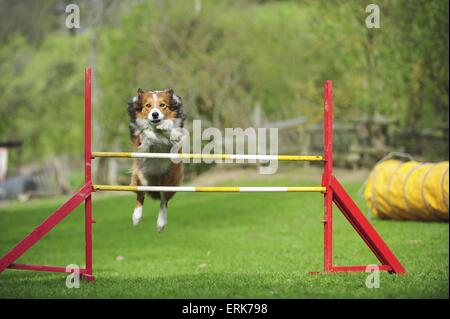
[{"left": 0, "top": 0, "right": 448, "bottom": 201}]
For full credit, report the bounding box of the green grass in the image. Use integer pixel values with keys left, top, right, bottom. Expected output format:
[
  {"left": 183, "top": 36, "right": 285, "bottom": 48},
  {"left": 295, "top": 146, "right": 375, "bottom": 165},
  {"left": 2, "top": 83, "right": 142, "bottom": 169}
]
[{"left": 0, "top": 171, "right": 448, "bottom": 298}]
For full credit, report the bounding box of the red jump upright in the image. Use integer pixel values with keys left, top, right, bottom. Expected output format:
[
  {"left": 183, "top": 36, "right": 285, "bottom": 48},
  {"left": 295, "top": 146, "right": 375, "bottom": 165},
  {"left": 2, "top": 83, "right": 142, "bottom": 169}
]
[
  {"left": 318, "top": 80, "right": 405, "bottom": 274},
  {"left": 0, "top": 69, "right": 405, "bottom": 280}
]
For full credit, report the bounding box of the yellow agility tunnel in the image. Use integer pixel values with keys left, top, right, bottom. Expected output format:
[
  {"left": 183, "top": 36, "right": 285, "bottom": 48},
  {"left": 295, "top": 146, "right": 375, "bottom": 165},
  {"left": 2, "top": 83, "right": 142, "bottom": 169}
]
[{"left": 364, "top": 160, "right": 449, "bottom": 221}]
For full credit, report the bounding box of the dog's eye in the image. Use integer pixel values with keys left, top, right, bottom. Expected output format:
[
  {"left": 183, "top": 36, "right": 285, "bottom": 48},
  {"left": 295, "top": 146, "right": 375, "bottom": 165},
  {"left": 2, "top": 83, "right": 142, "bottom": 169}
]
[
  {"left": 145, "top": 103, "right": 150, "bottom": 108},
  {"left": 160, "top": 104, "right": 166, "bottom": 109}
]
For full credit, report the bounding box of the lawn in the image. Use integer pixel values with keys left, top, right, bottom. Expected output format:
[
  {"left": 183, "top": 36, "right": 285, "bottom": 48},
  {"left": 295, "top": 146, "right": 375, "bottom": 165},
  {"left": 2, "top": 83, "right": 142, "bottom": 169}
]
[{"left": 0, "top": 168, "right": 448, "bottom": 298}]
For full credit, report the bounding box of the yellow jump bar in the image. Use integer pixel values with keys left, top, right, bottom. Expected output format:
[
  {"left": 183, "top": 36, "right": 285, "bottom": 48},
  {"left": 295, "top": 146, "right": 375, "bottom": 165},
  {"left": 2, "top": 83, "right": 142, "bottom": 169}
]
[
  {"left": 91, "top": 152, "right": 323, "bottom": 161},
  {"left": 93, "top": 185, "right": 326, "bottom": 193}
]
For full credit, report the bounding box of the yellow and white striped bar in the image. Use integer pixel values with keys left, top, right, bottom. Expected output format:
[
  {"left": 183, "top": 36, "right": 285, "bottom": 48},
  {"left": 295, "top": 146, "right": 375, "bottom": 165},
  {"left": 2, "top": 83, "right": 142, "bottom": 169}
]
[
  {"left": 93, "top": 185, "right": 326, "bottom": 193},
  {"left": 91, "top": 152, "right": 323, "bottom": 161}
]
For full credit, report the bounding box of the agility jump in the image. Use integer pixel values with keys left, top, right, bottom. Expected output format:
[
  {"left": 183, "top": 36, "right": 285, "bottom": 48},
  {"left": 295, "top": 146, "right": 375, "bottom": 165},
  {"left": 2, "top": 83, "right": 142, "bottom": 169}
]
[{"left": 0, "top": 68, "right": 406, "bottom": 281}]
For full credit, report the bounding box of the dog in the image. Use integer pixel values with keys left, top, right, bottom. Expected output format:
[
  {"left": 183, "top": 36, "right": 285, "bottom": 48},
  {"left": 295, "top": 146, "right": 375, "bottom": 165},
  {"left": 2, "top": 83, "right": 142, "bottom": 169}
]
[{"left": 127, "top": 88, "right": 186, "bottom": 232}]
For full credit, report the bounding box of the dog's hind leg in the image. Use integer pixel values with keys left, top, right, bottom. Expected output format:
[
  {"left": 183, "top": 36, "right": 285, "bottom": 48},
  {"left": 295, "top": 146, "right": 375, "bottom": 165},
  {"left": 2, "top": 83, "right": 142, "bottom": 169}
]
[
  {"left": 132, "top": 192, "right": 145, "bottom": 226},
  {"left": 156, "top": 192, "right": 168, "bottom": 232},
  {"left": 131, "top": 168, "right": 146, "bottom": 226}
]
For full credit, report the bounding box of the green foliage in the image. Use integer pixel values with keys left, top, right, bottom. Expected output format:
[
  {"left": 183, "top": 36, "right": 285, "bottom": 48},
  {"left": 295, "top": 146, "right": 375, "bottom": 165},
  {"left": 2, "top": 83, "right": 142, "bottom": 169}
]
[
  {"left": 99, "top": 0, "right": 448, "bottom": 154},
  {"left": 0, "top": 0, "right": 448, "bottom": 166},
  {"left": 0, "top": 0, "right": 61, "bottom": 46},
  {"left": 0, "top": 32, "right": 89, "bottom": 164}
]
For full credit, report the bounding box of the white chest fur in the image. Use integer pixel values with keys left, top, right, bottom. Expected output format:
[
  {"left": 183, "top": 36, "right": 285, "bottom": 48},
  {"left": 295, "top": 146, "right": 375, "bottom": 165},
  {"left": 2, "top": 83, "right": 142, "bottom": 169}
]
[{"left": 137, "top": 127, "right": 173, "bottom": 176}]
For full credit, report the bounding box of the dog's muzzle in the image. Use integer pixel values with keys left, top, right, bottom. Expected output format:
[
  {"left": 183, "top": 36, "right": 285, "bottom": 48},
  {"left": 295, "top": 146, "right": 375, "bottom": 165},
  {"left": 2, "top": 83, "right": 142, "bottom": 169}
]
[{"left": 149, "top": 108, "right": 163, "bottom": 124}]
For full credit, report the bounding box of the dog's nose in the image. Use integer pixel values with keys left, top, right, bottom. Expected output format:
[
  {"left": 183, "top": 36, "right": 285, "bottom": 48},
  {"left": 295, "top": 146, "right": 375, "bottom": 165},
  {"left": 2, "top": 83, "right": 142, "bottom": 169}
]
[{"left": 151, "top": 112, "right": 159, "bottom": 119}]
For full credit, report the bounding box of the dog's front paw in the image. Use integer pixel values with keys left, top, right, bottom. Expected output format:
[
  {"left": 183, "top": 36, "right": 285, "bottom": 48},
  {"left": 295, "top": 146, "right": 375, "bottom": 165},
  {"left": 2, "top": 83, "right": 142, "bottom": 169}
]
[{"left": 156, "top": 120, "right": 173, "bottom": 131}]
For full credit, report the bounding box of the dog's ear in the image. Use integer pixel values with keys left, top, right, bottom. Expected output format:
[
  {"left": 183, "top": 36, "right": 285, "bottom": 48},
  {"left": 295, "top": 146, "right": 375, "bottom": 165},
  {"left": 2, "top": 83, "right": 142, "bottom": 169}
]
[
  {"left": 129, "top": 89, "right": 144, "bottom": 116},
  {"left": 167, "top": 89, "right": 186, "bottom": 126},
  {"left": 133, "top": 88, "right": 146, "bottom": 107},
  {"left": 165, "top": 88, "right": 180, "bottom": 108},
  {"left": 165, "top": 89, "right": 182, "bottom": 109},
  {"left": 164, "top": 88, "right": 174, "bottom": 96},
  {"left": 137, "top": 88, "right": 146, "bottom": 100}
]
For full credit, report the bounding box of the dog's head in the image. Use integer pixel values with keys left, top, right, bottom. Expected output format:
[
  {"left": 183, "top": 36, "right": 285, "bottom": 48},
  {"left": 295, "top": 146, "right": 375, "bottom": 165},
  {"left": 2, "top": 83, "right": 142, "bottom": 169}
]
[{"left": 128, "top": 88, "right": 186, "bottom": 134}]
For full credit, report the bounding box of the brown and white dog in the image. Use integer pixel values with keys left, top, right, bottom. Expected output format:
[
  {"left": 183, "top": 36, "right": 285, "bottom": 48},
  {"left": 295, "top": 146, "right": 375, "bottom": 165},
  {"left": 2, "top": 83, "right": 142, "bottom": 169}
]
[{"left": 127, "top": 88, "right": 186, "bottom": 232}]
